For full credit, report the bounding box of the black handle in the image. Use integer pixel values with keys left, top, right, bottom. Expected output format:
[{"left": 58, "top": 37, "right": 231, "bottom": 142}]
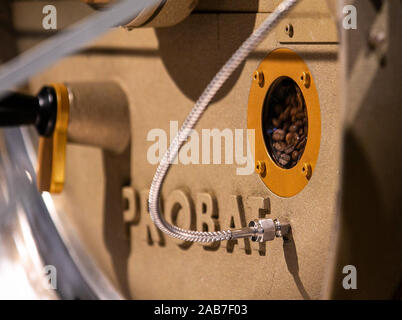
[
  {"left": 0, "top": 92, "right": 39, "bottom": 126},
  {"left": 0, "top": 87, "right": 58, "bottom": 137}
]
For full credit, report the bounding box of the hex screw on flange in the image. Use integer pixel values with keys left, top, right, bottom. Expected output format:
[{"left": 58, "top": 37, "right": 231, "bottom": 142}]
[
  {"left": 301, "top": 72, "right": 311, "bottom": 88},
  {"left": 302, "top": 162, "right": 312, "bottom": 180},
  {"left": 253, "top": 70, "right": 265, "bottom": 88},
  {"left": 255, "top": 160, "right": 266, "bottom": 176},
  {"left": 285, "top": 23, "right": 294, "bottom": 38}
]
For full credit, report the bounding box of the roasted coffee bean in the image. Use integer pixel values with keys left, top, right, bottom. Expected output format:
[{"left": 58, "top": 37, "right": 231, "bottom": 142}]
[
  {"left": 283, "top": 106, "right": 291, "bottom": 119},
  {"left": 279, "top": 153, "right": 291, "bottom": 166},
  {"left": 298, "top": 140, "right": 306, "bottom": 151},
  {"left": 284, "top": 145, "right": 295, "bottom": 155},
  {"left": 273, "top": 129, "right": 285, "bottom": 141},
  {"left": 295, "top": 120, "right": 303, "bottom": 128},
  {"left": 273, "top": 142, "right": 286, "bottom": 152},
  {"left": 289, "top": 124, "right": 298, "bottom": 133},
  {"left": 296, "top": 136, "right": 307, "bottom": 150},
  {"left": 272, "top": 129, "right": 285, "bottom": 141},
  {"left": 286, "top": 132, "right": 298, "bottom": 145},
  {"left": 283, "top": 121, "right": 290, "bottom": 132},
  {"left": 267, "top": 80, "right": 309, "bottom": 169},
  {"left": 272, "top": 118, "right": 281, "bottom": 128},
  {"left": 279, "top": 158, "right": 289, "bottom": 166},
  {"left": 296, "top": 111, "right": 305, "bottom": 120}
]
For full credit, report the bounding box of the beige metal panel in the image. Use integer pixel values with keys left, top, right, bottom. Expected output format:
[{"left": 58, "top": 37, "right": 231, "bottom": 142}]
[
  {"left": 21, "top": 6, "right": 339, "bottom": 299},
  {"left": 12, "top": 0, "right": 338, "bottom": 49},
  {"left": 195, "top": 0, "right": 276, "bottom": 12},
  {"left": 196, "top": 0, "right": 334, "bottom": 15},
  {"left": 274, "top": 0, "right": 338, "bottom": 43}
]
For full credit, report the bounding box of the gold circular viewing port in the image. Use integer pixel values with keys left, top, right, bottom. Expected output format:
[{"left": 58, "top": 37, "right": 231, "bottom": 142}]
[{"left": 247, "top": 48, "right": 321, "bottom": 198}]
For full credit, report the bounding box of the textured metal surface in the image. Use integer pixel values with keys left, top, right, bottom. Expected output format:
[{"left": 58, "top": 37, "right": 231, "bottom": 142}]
[{"left": 66, "top": 82, "right": 130, "bottom": 153}]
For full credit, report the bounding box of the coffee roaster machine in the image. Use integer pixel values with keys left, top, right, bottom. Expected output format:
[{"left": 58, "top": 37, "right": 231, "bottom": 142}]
[{"left": 0, "top": 0, "right": 401, "bottom": 299}]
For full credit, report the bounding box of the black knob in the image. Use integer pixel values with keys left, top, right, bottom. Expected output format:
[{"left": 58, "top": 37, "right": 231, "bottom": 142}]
[
  {"left": 0, "top": 86, "right": 58, "bottom": 137},
  {"left": 0, "top": 91, "right": 38, "bottom": 126}
]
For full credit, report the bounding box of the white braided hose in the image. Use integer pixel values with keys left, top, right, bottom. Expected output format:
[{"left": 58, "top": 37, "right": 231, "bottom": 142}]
[{"left": 149, "top": 0, "right": 300, "bottom": 243}]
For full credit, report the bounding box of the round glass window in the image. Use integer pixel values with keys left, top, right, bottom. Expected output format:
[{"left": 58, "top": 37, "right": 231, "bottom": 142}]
[{"left": 262, "top": 77, "right": 308, "bottom": 169}]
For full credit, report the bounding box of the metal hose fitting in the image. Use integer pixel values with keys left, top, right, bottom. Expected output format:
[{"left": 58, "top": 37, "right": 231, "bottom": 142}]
[
  {"left": 231, "top": 219, "right": 289, "bottom": 243},
  {"left": 148, "top": 0, "right": 299, "bottom": 243}
]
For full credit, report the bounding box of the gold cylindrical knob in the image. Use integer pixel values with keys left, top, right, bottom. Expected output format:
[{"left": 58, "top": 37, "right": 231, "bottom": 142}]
[{"left": 66, "top": 81, "right": 130, "bottom": 154}]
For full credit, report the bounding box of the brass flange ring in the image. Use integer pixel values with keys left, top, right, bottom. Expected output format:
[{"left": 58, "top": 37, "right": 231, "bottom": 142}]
[{"left": 247, "top": 48, "right": 321, "bottom": 197}]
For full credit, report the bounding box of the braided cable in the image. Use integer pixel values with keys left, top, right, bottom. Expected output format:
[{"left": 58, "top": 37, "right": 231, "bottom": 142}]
[{"left": 149, "top": 0, "right": 299, "bottom": 243}]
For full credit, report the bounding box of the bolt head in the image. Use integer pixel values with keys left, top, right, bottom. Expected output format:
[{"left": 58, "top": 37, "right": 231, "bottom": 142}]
[
  {"left": 255, "top": 160, "right": 266, "bottom": 176},
  {"left": 301, "top": 72, "right": 311, "bottom": 88},
  {"left": 253, "top": 70, "right": 265, "bottom": 88},
  {"left": 302, "top": 162, "right": 312, "bottom": 180},
  {"left": 285, "top": 24, "right": 294, "bottom": 38}
]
